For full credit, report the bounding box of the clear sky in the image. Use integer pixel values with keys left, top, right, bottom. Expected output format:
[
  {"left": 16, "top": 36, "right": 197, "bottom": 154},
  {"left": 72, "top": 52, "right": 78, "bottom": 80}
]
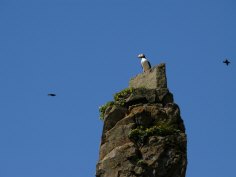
[{"left": 0, "top": 0, "right": 235, "bottom": 177}]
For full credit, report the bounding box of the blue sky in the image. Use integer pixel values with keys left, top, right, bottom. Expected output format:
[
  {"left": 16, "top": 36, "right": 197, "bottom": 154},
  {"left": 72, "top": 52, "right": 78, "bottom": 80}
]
[{"left": 0, "top": 0, "right": 235, "bottom": 177}]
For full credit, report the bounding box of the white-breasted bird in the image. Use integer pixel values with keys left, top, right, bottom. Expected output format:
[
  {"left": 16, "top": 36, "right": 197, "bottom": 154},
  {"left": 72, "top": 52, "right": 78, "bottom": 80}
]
[{"left": 138, "top": 53, "right": 151, "bottom": 72}]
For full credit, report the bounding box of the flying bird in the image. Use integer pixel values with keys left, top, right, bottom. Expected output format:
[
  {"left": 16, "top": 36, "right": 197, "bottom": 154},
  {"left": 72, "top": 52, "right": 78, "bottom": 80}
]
[
  {"left": 138, "top": 54, "right": 151, "bottom": 72},
  {"left": 223, "top": 59, "right": 230, "bottom": 66},
  {"left": 48, "top": 93, "right": 56, "bottom": 97}
]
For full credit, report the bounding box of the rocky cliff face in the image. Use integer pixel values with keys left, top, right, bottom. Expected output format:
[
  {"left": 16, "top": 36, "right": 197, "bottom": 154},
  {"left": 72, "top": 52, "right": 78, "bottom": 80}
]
[{"left": 96, "top": 64, "right": 187, "bottom": 177}]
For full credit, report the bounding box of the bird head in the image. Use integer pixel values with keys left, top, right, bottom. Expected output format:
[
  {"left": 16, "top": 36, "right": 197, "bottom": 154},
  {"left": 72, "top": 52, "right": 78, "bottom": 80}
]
[{"left": 138, "top": 53, "right": 145, "bottom": 59}]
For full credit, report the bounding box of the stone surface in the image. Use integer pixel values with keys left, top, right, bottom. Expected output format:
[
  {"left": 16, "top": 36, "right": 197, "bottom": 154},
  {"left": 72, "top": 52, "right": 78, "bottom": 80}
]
[
  {"left": 96, "top": 64, "right": 187, "bottom": 177},
  {"left": 129, "top": 64, "right": 167, "bottom": 89}
]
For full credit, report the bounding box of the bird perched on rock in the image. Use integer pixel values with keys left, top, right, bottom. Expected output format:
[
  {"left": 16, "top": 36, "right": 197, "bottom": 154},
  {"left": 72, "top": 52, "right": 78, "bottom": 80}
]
[
  {"left": 138, "top": 54, "right": 151, "bottom": 72},
  {"left": 223, "top": 59, "right": 230, "bottom": 66}
]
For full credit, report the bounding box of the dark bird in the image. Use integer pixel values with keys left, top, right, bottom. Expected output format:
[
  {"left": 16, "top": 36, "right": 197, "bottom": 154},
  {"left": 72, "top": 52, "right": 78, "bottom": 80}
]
[
  {"left": 223, "top": 59, "right": 230, "bottom": 66},
  {"left": 48, "top": 93, "right": 56, "bottom": 96}
]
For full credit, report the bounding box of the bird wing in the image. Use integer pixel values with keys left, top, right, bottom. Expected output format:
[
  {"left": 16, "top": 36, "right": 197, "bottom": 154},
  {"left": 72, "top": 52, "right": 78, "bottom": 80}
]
[{"left": 147, "top": 61, "right": 151, "bottom": 69}]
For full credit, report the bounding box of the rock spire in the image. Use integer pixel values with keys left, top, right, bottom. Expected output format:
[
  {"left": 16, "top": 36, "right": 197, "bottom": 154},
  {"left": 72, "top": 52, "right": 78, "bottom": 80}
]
[{"left": 96, "top": 64, "right": 187, "bottom": 177}]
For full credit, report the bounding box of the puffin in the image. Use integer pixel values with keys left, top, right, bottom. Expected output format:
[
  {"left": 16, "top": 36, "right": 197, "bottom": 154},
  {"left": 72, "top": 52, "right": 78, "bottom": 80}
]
[{"left": 138, "top": 53, "right": 151, "bottom": 72}]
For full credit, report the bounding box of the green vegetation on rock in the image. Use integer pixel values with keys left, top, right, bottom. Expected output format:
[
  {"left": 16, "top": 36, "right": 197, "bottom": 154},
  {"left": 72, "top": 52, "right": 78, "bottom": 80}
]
[
  {"left": 99, "top": 101, "right": 114, "bottom": 120},
  {"left": 128, "top": 122, "right": 179, "bottom": 146},
  {"left": 113, "top": 88, "right": 134, "bottom": 106},
  {"left": 99, "top": 88, "right": 134, "bottom": 120}
]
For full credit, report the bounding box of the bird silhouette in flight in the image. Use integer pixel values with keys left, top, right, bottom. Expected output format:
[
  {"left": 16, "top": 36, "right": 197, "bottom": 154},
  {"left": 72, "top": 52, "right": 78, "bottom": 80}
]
[
  {"left": 223, "top": 59, "right": 230, "bottom": 66},
  {"left": 48, "top": 93, "right": 56, "bottom": 96}
]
